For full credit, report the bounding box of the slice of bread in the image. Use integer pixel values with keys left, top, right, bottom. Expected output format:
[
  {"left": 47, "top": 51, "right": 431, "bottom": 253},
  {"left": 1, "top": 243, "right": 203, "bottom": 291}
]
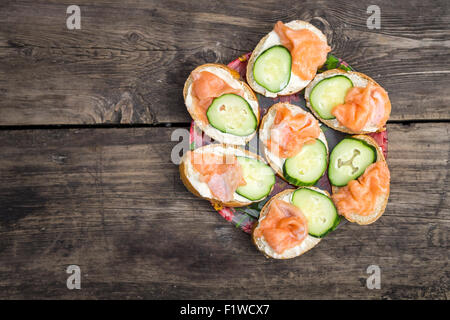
[
  {"left": 305, "top": 69, "right": 391, "bottom": 134},
  {"left": 258, "top": 102, "right": 328, "bottom": 182},
  {"left": 183, "top": 63, "right": 260, "bottom": 145},
  {"left": 179, "top": 143, "right": 273, "bottom": 207},
  {"left": 246, "top": 20, "right": 328, "bottom": 98},
  {"left": 331, "top": 135, "right": 390, "bottom": 225},
  {"left": 252, "top": 187, "right": 330, "bottom": 259}
]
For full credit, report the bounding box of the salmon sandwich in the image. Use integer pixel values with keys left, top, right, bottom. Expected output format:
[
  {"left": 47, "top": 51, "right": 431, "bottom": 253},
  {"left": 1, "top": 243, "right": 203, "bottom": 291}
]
[
  {"left": 328, "top": 135, "right": 390, "bottom": 225},
  {"left": 247, "top": 20, "right": 330, "bottom": 97},
  {"left": 180, "top": 144, "right": 276, "bottom": 207},
  {"left": 252, "top": 187, "right": 340, "bottom": 259},
  {"left": 183, "top": 64, "right": 260, "bottom": 145},
  {"left": 305, "top": 69, "right": 391, "bottom": 134},
  {"left": 259, "top": 103, "right": 329, "bottom": 187}
]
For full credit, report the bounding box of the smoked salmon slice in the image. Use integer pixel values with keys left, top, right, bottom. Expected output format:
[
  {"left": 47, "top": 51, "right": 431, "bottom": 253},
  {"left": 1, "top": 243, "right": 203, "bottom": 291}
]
[
  {"left": 190, "top": 151, "right": 246, "bottom": 202},
  {"left": 254, "top": 199, "right": 308, "bottom": 254},
  {"left": 332, "top": 82, "right": 391, "bottom": 132},
  {"left": 267, "top": 105, "right": 320, "bottom": 158},
  {"left": 274, "top": 21, "right": 330, "bottom": 81},
  {"left": 332, "top": 161, "right": 390, "bottom": 217},
  {"left": 191, "top": 71, "right": 243, "bottom": 124}
]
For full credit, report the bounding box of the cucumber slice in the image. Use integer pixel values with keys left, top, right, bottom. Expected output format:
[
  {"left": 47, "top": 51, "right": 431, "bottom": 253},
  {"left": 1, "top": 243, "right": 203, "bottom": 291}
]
[
  {"left": 236, "top": 157, "right": 275, "bottom": 201},
  {"left": 283, "top": 139, "right": 327, "bottom": 186},
  {"left": 291, "top": 188, "right": 340, "bottom": 238},
  {"left": 309, "top": 75, "right": 353, "bottom": 119},
  {"left": 253, "top": 46, "right": 291, "bottom": 93},
  {"left": 206, "top": 94, "right": 257, "bottom": 136},
  {"left": 328, "top": 138, "right": 377, "bottom": 187}
]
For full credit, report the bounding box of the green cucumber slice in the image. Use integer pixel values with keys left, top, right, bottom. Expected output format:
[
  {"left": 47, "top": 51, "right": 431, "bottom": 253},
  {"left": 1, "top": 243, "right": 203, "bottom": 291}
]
[
  {"left": 309, "top": 75, "right": 353, "bottom": 119},
  {"left": 253, "top": 45, "right": 291, "bottom": 93},
  {"left": 328, "top": 138, "right": 377, "bottom": 187},
  {"left": 283, "top": 139, "right": 328, "bottom": 186},
  {"left": 236, "top": 157, "right": 275, "bottom": 201},
  {"left": 291, "top": 188, "right": 340, "bottom": 238},
  {"left": 206, "top": 94, "right": 257, "bottom": 136}
]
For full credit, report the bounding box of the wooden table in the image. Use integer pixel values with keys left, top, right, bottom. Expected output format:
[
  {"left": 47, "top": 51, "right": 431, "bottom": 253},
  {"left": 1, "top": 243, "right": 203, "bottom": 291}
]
[{"left": 0, "top": 0, "right": 448, "bottom": 299}]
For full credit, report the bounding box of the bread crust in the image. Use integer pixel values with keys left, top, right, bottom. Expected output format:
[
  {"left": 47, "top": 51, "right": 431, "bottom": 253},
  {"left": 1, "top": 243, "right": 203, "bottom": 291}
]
[
  {"left": 183, "top": 64, "right": 259, "bottom": 145},
  {"left": 252, "top": 187, "right": 329, "bottom": 259},
  {"left": 246, "top": 20, "right": 328, "bottom": 97},
  {"left": 259, "top": 104, "right": 284, "bottom": 179},
  {"left": 305, "top": 69, "right": 391, "bottom": 134},
  {"left": 331, "top": 134, "right": 390, "bottom": 225},
  {"left": 179, "top": 143, "right": 274, "bottom": 207}
]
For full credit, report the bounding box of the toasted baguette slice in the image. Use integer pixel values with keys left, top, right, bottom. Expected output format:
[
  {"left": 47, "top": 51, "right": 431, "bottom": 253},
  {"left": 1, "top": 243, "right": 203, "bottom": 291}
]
[
  {"left": 246, "top": 20, "right": 328, "bottom": 97},
  {"left": 252, "top": 187, "right": 329, "bottom": 259},
  {"left": 331, "top": 135, "right": 390, "bottom": 225},
  {"left": 179, "top": 143, "right": 274, "bottom": 207},
  {"left": 305, "top": 69, "right": 391, "bottom": 134},
  {"left": 259, "top": 102, "right": 329, "bottom": 183},
  {"left": 183, "top": 64, "right": 259, "bottom": 145}
]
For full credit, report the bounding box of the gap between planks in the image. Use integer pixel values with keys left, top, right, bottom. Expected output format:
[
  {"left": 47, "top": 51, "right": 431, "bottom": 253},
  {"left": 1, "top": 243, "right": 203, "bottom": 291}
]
[{"left": 0, "top": 119, "right": 449, "bottom": 131}]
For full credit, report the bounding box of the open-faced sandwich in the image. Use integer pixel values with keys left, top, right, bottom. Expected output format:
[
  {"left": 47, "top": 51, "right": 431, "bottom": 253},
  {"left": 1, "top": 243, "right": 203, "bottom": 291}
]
[
  {"left": 259, "top": 103, "right": 328, "bottom": 187},
  {"left": 183, "top": 64, "right": 259, "bottom": 145},
  {"left": 329, "top": 135, "right": 390, "bottom": 225},
  {"left": 305, "top": 69, "right": 391, "bottom": 134},
  {"left": 247, "top": 20, "right": 330, "bottom": 97},
  {"left": 252, "top": 187, "right": 339, "bottom": 259},
  {"left": 180, "top": 144, "right": 275, "bottom": 207}
]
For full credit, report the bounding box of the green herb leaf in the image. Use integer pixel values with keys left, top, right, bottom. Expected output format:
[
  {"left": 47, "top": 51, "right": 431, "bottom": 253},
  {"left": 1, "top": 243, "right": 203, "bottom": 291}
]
[
  {"left": 325, "top": 54, "right": 340, "bottom": 70},
  {"left": 236, "top": 207, "right": 260, "bottom": 219},
  {"left": 338, "top": 64, "right": 352, "bottom": 71}
]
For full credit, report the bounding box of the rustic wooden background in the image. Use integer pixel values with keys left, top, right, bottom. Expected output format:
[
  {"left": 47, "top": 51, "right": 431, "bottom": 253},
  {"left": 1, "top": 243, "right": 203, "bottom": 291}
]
[{"left": 0, "top": 0, "right": 448, "bottom": 299}]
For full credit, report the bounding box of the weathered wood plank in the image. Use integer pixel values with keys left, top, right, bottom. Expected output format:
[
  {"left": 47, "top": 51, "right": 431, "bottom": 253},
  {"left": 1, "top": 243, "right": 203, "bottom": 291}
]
[
  {"left": 0, "top": 123, "right": 448, "bottom": 299},
  {"left": 0, "top": 0, "right": 448, "bottom": 125}
]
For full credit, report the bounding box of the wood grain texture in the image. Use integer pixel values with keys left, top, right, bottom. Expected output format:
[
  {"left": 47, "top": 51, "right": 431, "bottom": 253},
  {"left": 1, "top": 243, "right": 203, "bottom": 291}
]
[
  {"left": 0, "top": 0, "right": 449, "bottom": 125},
  {"left": 0, "top": 124, "right": 448, "bottom": 299}
]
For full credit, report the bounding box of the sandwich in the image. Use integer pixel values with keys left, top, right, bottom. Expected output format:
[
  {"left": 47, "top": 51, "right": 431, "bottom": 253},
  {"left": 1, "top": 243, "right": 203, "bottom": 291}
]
[
  {"left": 179, "top": 144, "right": 275, "bottom": 207},
  {"left": 183, "top": 64, "right": 259, "bottom": 145},
  {"left": 259, "top": 102, "right": 328, "bottom": 187},
  {"left": 305, "top": 69, "right": 391, "bottom": 134},
  {"left": 247, "top": 20, "right": 330, "bottom": 97},
  {"left": 329, "top": 135, "right": 391, "bottom": 224},
  {"left": 252, "top": 187, "right": 339, "bottom": 259}
]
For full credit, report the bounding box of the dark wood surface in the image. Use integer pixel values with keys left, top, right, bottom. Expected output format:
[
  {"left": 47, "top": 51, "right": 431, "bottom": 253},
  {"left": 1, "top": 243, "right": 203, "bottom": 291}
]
[
  {"left": 0, "top": 124, "right": 448, "bottom": 299},
  {"left": 0, "top": 0, "right": 449, "bottom": 125},
  {"left": 0, "top": 0, "right": 449, "bottom": 299}
]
